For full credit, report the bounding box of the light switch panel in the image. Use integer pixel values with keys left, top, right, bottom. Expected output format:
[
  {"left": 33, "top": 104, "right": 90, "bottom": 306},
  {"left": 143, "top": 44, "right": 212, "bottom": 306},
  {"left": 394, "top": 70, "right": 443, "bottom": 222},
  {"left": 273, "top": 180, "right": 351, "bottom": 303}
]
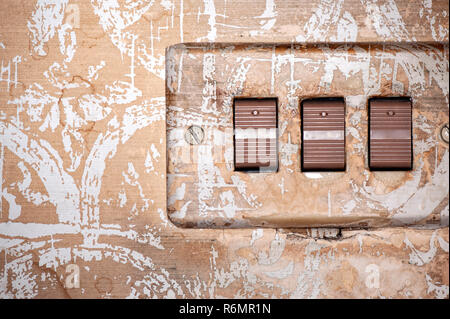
[
  {"left": 166, "top": 42, "right": 448, "bottom": 229},
  {"left": 234, "top": 98, "right": 278, "bottom": 172},
  {"left": 301, "top": 98, "right": 345, "bottom": 171},
  {"left": 369, "top": 97, "right": 413, "bottom": 170}
]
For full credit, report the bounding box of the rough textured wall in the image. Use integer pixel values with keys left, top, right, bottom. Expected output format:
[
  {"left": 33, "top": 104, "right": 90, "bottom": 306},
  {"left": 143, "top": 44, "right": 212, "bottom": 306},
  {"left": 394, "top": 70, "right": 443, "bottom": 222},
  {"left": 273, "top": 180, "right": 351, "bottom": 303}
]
[{"left": 0, "top": 0, "right": 448, "bottom": 298}]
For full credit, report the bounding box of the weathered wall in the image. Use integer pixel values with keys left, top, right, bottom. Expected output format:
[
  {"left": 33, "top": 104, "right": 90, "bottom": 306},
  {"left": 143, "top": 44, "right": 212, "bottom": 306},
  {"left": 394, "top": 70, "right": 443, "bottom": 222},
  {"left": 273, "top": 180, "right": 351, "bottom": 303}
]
[{"left": 0, "top": 0, "right": 448, "bottom": 298}]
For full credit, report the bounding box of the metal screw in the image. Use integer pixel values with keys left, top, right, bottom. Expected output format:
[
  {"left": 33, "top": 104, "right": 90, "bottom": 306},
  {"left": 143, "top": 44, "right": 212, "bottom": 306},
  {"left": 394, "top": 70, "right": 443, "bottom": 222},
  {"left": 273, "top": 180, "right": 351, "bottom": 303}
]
[
  {"left": 387, "top": 111, "right": 395, "bottom": 116},
  {"left": 252, "top": 110, "right": 259, "bottom": 116},
  {"left": 185, "top": 125, "right": 204, "bottom": 145},
  {"left": 440, "top": 123, "right": 449, "bottom": 144},
  {"left": 320, "top": 112, "right": 328, "bottom": 117}
]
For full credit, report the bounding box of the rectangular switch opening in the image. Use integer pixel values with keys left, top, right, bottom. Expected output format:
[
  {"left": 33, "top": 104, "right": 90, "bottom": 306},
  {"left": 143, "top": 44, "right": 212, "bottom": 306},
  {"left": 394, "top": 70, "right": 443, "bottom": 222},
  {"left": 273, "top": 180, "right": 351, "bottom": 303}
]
[
  {"left": 233, "top": 97, "right": 278, "bottom": 173},
  {"left": 301, "top": 97, "right": 346, "bottom": 172}
]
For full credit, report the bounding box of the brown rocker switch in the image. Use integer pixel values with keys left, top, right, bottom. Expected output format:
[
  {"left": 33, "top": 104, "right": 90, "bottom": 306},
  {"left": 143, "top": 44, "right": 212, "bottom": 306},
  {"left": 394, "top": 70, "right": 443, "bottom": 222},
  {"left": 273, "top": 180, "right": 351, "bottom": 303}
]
[
  {"left": 369, "top": 97, "right": 413, "bottom": 170},
  {"left": 301, "top": 98, "right": 346, "bottom": 171},
  {"left": 234, "top": 98, "right": 278, "bottom": 172}
]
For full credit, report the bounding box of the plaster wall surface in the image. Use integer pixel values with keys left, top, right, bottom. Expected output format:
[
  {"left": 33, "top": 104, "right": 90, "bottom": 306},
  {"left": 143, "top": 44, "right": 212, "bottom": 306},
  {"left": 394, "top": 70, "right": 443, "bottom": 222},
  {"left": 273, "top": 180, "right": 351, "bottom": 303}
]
[{"left": 0, "top": 0, "right": 448, "bottom": 298}]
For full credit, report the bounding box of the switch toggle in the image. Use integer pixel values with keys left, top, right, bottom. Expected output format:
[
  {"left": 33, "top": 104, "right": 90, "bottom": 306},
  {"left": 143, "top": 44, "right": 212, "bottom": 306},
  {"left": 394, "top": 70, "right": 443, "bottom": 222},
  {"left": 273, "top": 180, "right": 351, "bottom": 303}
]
[
  {"left": 234, "top": 98, "right": 278, "bottom": 172},
  {"left": 369, "top": 97, "right": 412, "bottom": 170},
  {"left": 301, "top": 98, "right": 346, "bottom": 171}
]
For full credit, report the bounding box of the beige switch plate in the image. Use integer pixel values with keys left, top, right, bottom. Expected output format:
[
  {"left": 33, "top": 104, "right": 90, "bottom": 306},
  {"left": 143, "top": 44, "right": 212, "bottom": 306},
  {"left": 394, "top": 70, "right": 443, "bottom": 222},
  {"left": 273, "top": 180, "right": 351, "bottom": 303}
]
[{"left": 166, "top": 42, "right": 449, "bottom": 229}]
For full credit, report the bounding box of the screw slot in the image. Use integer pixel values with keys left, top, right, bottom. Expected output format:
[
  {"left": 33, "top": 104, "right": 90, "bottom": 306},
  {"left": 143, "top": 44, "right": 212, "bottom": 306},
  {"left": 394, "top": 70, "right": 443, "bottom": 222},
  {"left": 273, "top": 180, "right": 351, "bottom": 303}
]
[
  {"left": 185, "top": 125, "right": 204, "bottom": 145},
  {"left": 387, "top": 111, "right": 395, "bottom": 116},
  {"left": 252, "top": 110, "right": 259, "bottom": 116},
  {"left": 320, "top": 112, "right": 328, "bottom": 117},
  {"left": 440, "top": 123, "right": 449, "bottom": 144}
]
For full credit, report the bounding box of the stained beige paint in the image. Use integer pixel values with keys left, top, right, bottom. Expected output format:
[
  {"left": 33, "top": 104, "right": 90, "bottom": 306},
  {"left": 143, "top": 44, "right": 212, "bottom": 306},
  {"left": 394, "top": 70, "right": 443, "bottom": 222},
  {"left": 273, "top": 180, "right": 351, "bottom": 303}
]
[{"left": 0, "top": 0, "right": 448, "bottom": 298}]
